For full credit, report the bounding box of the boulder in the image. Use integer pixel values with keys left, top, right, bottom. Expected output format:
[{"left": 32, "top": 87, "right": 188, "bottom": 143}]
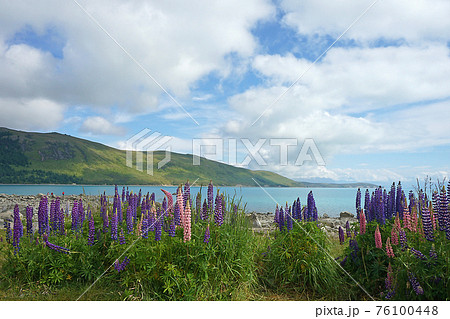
[
  {"left": 340, "top": 211, "right": 354, "bottom": 219},
  {"left": 322, "top": 213, "right": 329, "bottom": 218}
]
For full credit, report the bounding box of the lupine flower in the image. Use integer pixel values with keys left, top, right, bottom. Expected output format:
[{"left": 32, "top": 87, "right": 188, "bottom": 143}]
[
  {"left": 176, "top": 186, "right": 184, "bottom": 225},
  {"left": 391, "top": 227, "right": 399, "bottom": 245},
  {"left": 12, "top": 205, "right": 23, "bottom": 255},
  {"left": 338, "top": 226, "right": 345, "bottom": 245},
  {"left": 155, "top": 211, "right": 162, "bottom": 242},
  {"left": 375, "top": 225, "right": 382, "bottom": 249},
  {"left": 142, "top": 213, "right": 149, "bottom": 239},
  {"left": 50, "top": 200, "right": 56, "bottom": 233},
  {"left": 307, "top": 191, "right": 317, "bottom": 221},
  {"left": 161, "top": 189, "right": 174, "bottom": 217},
  {"left": 71, "top": 200, "right": 79, "bottom": 232},
  {"left": 102, "top": 207, "right": 109, "bottom": 233},
  {"left": 204, "top": 224, "right": 210, "bottom": 243},
  {"left": 119, "top": 229, "right": 126, "bottom": 245},
  {"left": 385, "top": 237, "right": 395, "bottom": 258},
  {"left": 359, "top": 210, "right": 366, "bottom": 235},
  {"left": 411, "top": 212, "right": 418, "bottom": 233},
  {"left": 385, "top": 263, "right": 396, "bottom": 299},
  {"left": 148, "top": 204, "right": 156, "bottom": 231},
  {"left": 278, "top": 207, "right": 284, "bottom": 231},
  {"left": 26, "top": 206, "right": 33, "bottom": 235},
  {"left": 394, "top": 213, "right": 402, "bottom": 231},
  {"left": 126, "top": 205, "right": 133, "bottom": 234},
  {"left": 183, "top": 180, "right": 190, "bottom": 208},
  {"left": 87, "top": 211, "right": 95, "bottom": 246},
  {"left": 349, "top": 238, "right": 359, "bottom": 262},
  {"left": 5, "top": 219, "right": 12, "bottom": 243},
  {"left": 345, "top": 220, "right": 351, "bottom": 238},
  {"left": 410, "top": 248, "right": 426, "bottom": 260},
  {"left": 274, "top": 205, "right": 279, "bottom": 225},
  {"left": 201, "top": 199, "right": 208, "bottom": 221},
  {"left": 195, "top": 192, "right": 202, "bottom": 223},
  {"left": 78, "top": 199, "right": 85, "bottom": 229},
  {"left": 174, "top": 202, "right": 181, "bottom": 226},
  {"left": 114, "top": 257, "right": 130, "bottom": 273},
  {"left": 429, "top": 246, "right": 437, "bottom": 261},
  {"left": 408, "top": 272, "right": 424, "bottom": 295},
  {"left": 169, "top": 220, "right": 176, "bottom": 237},
  {"left": 38, "top": 196, "right": 48, "bottom": 235},
  {"left": 43, "top": 234, "right": 71, "bottom": 254},
  {"left": 111, "top": 208, "right": 118, "bottom": 241},
  {"left": 421, "top": 205, "right": 434, "bottom": 241},
  {"left": 438, "top": 186, "right": 449, "bottom": 239},
  {"left": 356, "top": 188, "right": 361, "bottom": 219},
  {"left": 399, "top": 230, "right": 408, "bottom": 251},
  {"left": 183, "top": 201, "right": 192, "bottom": 242},
  {"left": 286, "top": 206, "right": 293, "bottom": 231},
  {"left": 340, "top": 255, "right": 347, "bottom": 267},
  {"left": 403, "top": 205, "right": 411, "bottom": 231},
  {"left": 396, "top": 182, "right": 403, "bottom": 219},
  {"left": 214, "top": 193, "right": 223, "bottom": 227},
  {"left": 207, "top": 180, "right": 214, "bottom": 212}
]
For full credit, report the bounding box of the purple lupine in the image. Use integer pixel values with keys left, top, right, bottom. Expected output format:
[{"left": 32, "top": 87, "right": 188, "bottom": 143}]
[
  {"left": 38, "top": 196, "right": 48, "bottom": 235},
  {"left": 111, "top": 208, "right": 118, "bottom": 241},
  {"left": 138, "top": 189, "right": 142, "bottom": 208},
  {"left": 207, "top": 181, "right": 214, "bottom": 212},
  {"left": 429, "top": 246, "right": 437, "bottom": 260},
  {"left": 71, "top": 200, "right": 79, "bottom": 232},
  {"left": 26, "top": 206, "right": 33, "bottom": 235},
  {"left": 54, "top": 198, "right": 60, "bottom": 231},
  {"left": 102, "top": 206, "right": 109, "bottom": 233},
  {"left": 356, "top": 188, "right": 361, "bottom": 219},
  {"left": 169, "top": 220, "right": 176, "bottom": 237},
  {"left": 4, "top": 219, "right": 11, "bottom": 243},
  {"left": 349, "top": 238, "right": 359, "bottom": 262},
  {"left": 119, "top": 229, "right": 126, "bottom": 245},
  {"left": 438, "top": 186, "right": 449, "bottom": 237},
  {"left": 278, "top": 207, "right": 284, "bottom": 231},
  {"left": 345, "top": 220, "right": 351, "bottom": 238},
  {"left": 340, "top": 255, "right": 347, "bottom": 267},
  {"left": 410, "top": 248, "right": 426, "bottom": 260},
  {"left": 385, "top": 263, "right": 396, "bottom": 300},
  {"left": 274, "top": 205, "right": 279, "bottom": 225},
  {"left": 396, "top": 182, "right": 403, "bottom": 219},
  {"left": 113, "top": 194, "right": 122, "bottom": 224},
  {"left": 364, "top": 189, "right": 370, "bottom": 220},
  {"left": 195, "top": 191, "right": 202, "bottom": 223},
  {"left": 12, "top": 205, "right": 23, "bottom": 254},
  {"left": 154, "top": 209, "right": 162, "bottom": 241},
  {"left": 292, "top": 200, "right": 297, "bottom": 220},
  {"left": 214, "top": 192, "right": 223, "bottom": 226},
  {"left": 148, "top": 206, "right": 156, "bottom": 231},
  {"left": 387, "top": 182, "right": 396, "bottom": 220},
  {"left": 338, "top": 226, "right": 345, "bottom": 245},
  {"left": 49, "top": 200, "right": 56, "bottom": 233},
  {"left": 126, "top": 205, "right": 133, "bottom": 234},
  {"left": 87, "top": 211, "right": 95, "bottom": 246},
  {"left": 295, "top": 198, "right": 301, "bottom": 221},
  {"left": 376, "top": 186, "right": 385, "bottom": 225},
  {"left": 286, "top": 206, "right": 293, "bottom": 231},
  {"left": 114, "top": 257, "right": 130, "bottom": 273},
  {"left": 43, "top": 234, "right": 71, "bottom": 254},
  {"left": 78, "top": 199, "right": 85, "bottom": 230},
  {"left": 126, "top": 188, "right": 130, "bottom": 203},
  {"left": 150, "top": 192, "right": 155, "bottom": 203},
  {"left": 183, "top": 180, "right": 190, "bottom": 208},
  {"left": 408, "top": 272, "right": 424, "bottom": 295},
  {"left": 121, "top": 187, "right": 125, "bottom": 202},
  {"left": 421, "top": 204, "right": 434, "bottom": 241},
  {"left": 201, "top": 199, "right": 208, "bottom": 221},
  {"left": 307, "top": 191, "right": 317, "bottom": 221},
  {"left": 142, "top": 213, "right": 149, "bottom": 239},
  {"left": 204, "top": 224, "right": 210, "bottom": 243},
  {"left": 399, "top": 229, "right": 408, "bottom": 251}
]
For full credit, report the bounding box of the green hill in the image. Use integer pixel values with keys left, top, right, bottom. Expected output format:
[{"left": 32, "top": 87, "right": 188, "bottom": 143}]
[{"left": 0, "top": 127, "right": 304, "bottom": 186}]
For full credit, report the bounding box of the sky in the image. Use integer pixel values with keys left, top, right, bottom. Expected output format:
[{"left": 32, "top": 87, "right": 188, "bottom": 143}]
[{"left": 0, "top": 0, "right": 450, "bottom": 184}]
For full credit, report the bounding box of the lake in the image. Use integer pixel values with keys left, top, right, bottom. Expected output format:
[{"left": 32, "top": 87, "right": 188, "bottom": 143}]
[{"left": 0, "top": 184, "right": 378, "bottom": 218}]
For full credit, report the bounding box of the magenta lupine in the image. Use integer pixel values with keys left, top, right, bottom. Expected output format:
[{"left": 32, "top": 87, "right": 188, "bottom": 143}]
[
  {"left": 391, "top": 227, "right": 399, "bottom": 245},
  {"left": 359, "top": 210, "right": 366, "bottom": 235},
  {"left": 408, "top": 272, "right": 424, "bottom": 295},
  {"left": 386, "top": 237, "right": 395, "bottom": 258},
  {"left": 204, "top": 224, "right": 210, "bottom": 243},
  {"left": 26, "top": 206, "right": 33, "bottom": 235},
  {"left": 403, "top": 205, "right": 411, "bottom": 231},
  {"left": 12, "top": 205, "right": 23, "bottom": 255},
  {"left": 43, "top": 234, "right": 71, "bottom": 254},
  {"left": 87, "top": 211, "right": 95, "bottom": 246},
  {"left": 375, "top": 225, "right": 382, "bottom": 249},
  {"left": 338, "top": 226, "right": 345, "bottom": 245},
  {"left": 183, "top": 201, "right": 192, "bottom": 242},
  {"left": 161, "top": 189, "right": 174, "bottom": 217},
  {"left": 422, "top": 205, "right": 434, "bottom": 241}
]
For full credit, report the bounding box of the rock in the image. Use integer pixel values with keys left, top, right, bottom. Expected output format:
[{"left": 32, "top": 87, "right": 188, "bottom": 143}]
[
  {"left": 322, "top": 213, "right": 329, "bottom": 218},
  {"left": 247, "top": 212, "right": 262, "bottom": 228},
  {"left": 37, "top": 193, "right": 45, "bottom": 198},
  {"left": 340, "top": 211, "right": 354, "bottom": 219}
]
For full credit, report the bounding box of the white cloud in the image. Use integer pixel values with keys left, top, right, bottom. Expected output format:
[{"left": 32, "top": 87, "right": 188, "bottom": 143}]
[
  {"left": 80, "top": 116, "right": 125, "bottom": 136},
  {"left": 0, "top": 97, "right": 66, "bottom": 131},
  {"left": 280, "top": 0, "right": 450, "bottom": 43}
]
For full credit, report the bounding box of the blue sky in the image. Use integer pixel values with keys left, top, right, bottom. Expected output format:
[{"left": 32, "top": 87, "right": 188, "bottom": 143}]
[{"left": 0, "top": 0, "right": 450, "bottom": 184}]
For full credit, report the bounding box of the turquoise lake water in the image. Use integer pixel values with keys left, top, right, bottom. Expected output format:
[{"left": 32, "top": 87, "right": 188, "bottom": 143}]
[{"left": 0, "top": 184, "right": 379, "bottom": 218}]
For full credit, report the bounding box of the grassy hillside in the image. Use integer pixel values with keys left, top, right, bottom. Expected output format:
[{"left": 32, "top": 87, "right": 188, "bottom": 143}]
[{"left": 0, "top": 127, "right": 304, "bottom": 187}]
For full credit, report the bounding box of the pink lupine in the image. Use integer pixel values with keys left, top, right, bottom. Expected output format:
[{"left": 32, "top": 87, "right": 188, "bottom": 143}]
[
  {"left": 386, "top": 237, "right": 395, "bottom": 258},
  {"left": 183, "top": 200, "right": 192, "bottom": 242},
  {"left": 161, "top": 188, "right": 174, "bottom": 217},
  {"left": 375, "top": 224, "right": 382, "bottom": 249},
  {"left": 177, "top": 186, "right": 184, "bottom": 228},
  {"left": 359, "top": 210, "right": 366, "bottom": 235},
  {"left": 411, "top": 212, "right": 418, "bottom": 233},
  {"left": 394, "top": 213, "right": 402, "bottom": 232},
  {"left": 391, "top": 227, "right": 399, "bottom": 245},
  {"left": 403, "top": 209, "right": 411, "bottom": 231}
]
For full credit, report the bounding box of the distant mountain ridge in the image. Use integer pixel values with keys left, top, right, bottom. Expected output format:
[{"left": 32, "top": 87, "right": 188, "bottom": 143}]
[{"left": 0, "top": 127, "right": 376, "bottom": 188}]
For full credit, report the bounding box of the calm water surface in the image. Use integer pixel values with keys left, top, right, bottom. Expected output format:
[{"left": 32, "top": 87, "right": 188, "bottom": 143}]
[{"left": 0, "top": 184, "right": 377, "bottom": 218}]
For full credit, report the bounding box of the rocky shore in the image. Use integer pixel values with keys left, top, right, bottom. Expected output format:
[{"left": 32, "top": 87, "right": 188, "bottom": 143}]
[{"left": 0, "top": 194, "right": 357, "bottom": 240}]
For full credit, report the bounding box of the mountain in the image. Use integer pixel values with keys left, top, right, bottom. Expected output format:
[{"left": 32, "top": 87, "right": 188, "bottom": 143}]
[
  {"left": 0, "top": 127, "right": 300, "bottom": 186},
  {"left": 0, "top": 127, "right": 377, "bottom": 188}
]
